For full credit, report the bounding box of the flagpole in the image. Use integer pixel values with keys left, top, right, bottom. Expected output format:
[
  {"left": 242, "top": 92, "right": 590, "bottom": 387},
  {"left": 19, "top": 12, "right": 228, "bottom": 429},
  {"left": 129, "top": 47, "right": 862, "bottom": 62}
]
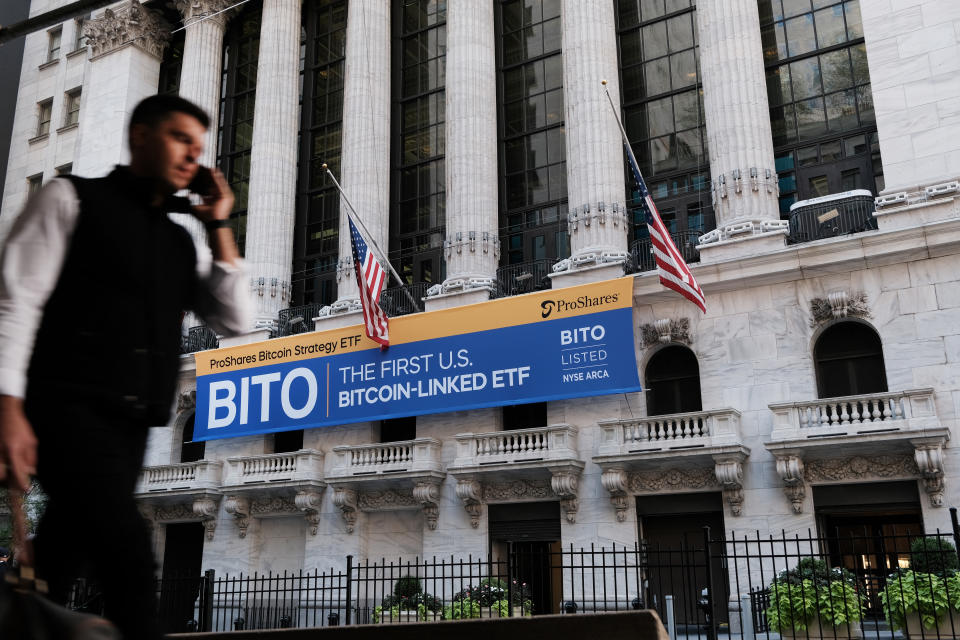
[
  {"left": 601, "top": 79, "right": 645, "bottom": 184},
  {"left": 322, "top": 164, "right": 422, "bottom": 313}
]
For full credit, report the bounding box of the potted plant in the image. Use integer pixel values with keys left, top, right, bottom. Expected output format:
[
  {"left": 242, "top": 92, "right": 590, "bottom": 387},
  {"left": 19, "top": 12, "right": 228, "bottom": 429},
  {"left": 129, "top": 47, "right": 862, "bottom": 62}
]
[
  {"left": 879, "top": 537, "right": 960, "bottom": 639},
  {"left": 766, "top": 558, "right": 865, "bottom": 639},
  {"left": 372, "top": 576, "right": 442, "bottom": 623},
  {"left": 444, "top": 578, "right": 533, "bottom": 619}
]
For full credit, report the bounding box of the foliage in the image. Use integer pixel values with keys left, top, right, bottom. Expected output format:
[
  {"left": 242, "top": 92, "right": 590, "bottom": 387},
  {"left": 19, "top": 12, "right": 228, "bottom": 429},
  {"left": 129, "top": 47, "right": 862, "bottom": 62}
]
[
  {"left": 453, "top": 577, "right": 532, "bottom": 608},
  {"left": 766, "top": 560, "right": 864, "bottom": 633},
  {"left": 443, "top": 598, "right": 481, "bottom": 619},
  {"left": 393, "top": 575, "right": 423, "bottom": 600},
  {"left": 910, "top": 537, "right": 959, "bottom": 577},
  {"left": 880, "top": 571, "right": 950, "bottom": 631}
]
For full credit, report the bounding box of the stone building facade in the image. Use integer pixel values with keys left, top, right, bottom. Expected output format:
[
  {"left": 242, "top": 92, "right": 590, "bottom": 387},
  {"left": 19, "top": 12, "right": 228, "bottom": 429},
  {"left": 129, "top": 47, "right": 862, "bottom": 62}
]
[{"left": 2, "top": 0, "right": 960, "bottom": 618}]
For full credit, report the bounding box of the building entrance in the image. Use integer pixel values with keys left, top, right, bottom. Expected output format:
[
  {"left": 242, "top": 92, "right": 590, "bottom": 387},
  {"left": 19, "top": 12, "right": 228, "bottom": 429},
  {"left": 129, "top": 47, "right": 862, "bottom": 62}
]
[
  {"left": 158, "top": 522, "right": 205, "bottom": 633},
  {"left": 488, "top": 502, "right": 562, "bottom": 615}
]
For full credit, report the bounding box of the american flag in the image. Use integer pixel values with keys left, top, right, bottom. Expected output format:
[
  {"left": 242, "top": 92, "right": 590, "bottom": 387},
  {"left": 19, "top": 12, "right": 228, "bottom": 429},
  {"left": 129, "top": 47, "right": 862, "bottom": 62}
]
[
  {"left": 624, "top": 143, "right": 706, "bottom": 313},
  {"left": 349, "top": 217, "right": 389, "bottom": 346}
]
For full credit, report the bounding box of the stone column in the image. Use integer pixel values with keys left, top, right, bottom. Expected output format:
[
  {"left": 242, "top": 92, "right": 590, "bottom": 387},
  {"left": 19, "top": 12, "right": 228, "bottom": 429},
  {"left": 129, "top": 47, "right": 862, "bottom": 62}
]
[
  {"left": 74, "top": 0, "right": 170, "bottom": 178},
  {"left": 559, "top": 0, "right": 629, "bottom": 274},
  {"left": 430, "top": 0, "right": 499, "bottom": 308},
  {"left": 171, "top": 0, "right": 232, "bottom": 284},
  {"left": 694, "top": 0, "right": 786, "bottom": 261},
  {"left": 244, "top": 0, "right": 301, "bottom": 325},
  {"left": 332, "top": 0, "right": 391, "bottom": 306}
]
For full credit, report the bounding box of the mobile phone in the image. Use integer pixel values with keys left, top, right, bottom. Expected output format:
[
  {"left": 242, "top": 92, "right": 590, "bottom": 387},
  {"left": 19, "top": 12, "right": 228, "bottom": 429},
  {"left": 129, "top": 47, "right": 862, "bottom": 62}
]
[{"left": 188, "top": 166, "right": 215, "bottom": 195}]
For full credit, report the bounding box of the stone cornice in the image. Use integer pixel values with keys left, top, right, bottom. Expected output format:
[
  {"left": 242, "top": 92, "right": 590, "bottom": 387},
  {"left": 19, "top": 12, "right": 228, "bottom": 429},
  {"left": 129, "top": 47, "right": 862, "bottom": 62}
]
[
  {"left": 85, "top": 0, "right": 170, "bottom": 60},
  {"left": 632, "top": 217, "right": 960, "bottom": 302}
]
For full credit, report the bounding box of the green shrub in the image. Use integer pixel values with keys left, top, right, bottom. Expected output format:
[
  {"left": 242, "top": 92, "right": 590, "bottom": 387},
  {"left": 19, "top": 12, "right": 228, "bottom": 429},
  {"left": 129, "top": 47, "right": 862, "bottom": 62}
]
[
  {"left": 911, "top": 538, "right": 959, "bottom": 577},
  {"left": 393, "top": 575, "right": 423, "bottom": 600},
  {"left": 444, "top": 598, "right": 481, "bottom": 619},
  {"left": 767, "top": 563, "right": 864, "bottom": 633},
  {"left": 880, "top": 571, "right": 950, "bottom": 630}
]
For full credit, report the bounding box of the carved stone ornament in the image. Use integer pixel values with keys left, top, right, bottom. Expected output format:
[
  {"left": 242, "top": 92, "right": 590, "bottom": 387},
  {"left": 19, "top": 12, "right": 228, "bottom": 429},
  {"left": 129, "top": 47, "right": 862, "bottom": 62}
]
[
  {"left": 332, "top": 487, "right": 358, "bottom": 534},
  {"left": 628, "top": 467, "right": 719, "bottom": 493},
  {"left": 483, "top": 479, "right": 552, "bottom": 502},
  {"left": 804, "top": 454, "right": 917, "bottom": 482},
  {"left": 455, "top": 479, "right": 483, "bottom": 528},
  {"left": 358, "top": 489, "right": 418, "bottom": 510},
  {"left": 640, "top": 318, "right": 692, "bottom": 347},
  {"left": 250, "top": 496, "right": 299, "bottom": 515},
  {"left": 809, "top": 291, "right": 869, "bottom": 327},
  {"left": 413, "top": 480, "right": 442, "bottom": 531},
  {"left": 174, "top": 0, "right": 234, "bottom": 26},
  {"left": 193, "top": 497, "right": 218, "bottom": 540},
  {"left": 601, "top": 468, "right": 629, "bottom": 523},
  {"left": 551, "top": 469, "right": 581, "bottom": 524},
  {"left": 295, "top": 488, "right": 324, "bottom": 536},
  {"left": 177, "top": 390, "right": 196, "bottom": 413},
  {"left": 84, "top": 0, "right": 171, "bottom": 60},
  {"left": 774, "top": 453, "right": 806, "bottom": 514},
  {"left": 714, "top": 457, "right": 745, "bottom": 517},
  {"left": 224, "top": 495, "right": 251, "bottom": 538},
  {"left": 915, "top": 444, "right": 946, "bottom": 507}
]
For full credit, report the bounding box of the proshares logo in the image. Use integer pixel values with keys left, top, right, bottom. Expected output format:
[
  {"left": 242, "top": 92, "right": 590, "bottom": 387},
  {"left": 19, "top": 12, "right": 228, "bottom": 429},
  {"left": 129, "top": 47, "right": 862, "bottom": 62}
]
[{"left": 540, "top": 293, "right": 619, "bottom": 319}]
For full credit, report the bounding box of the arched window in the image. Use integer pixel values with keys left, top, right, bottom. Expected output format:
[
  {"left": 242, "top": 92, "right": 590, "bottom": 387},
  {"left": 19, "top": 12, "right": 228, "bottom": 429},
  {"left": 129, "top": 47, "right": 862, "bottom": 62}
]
[
  {"left": 645, "top": 345, "right": 702, "bottom": 416},
  {"left": 814, "top": 322, "right": 887, "bottom": 398},
  {"left": 180, "top": 414, "right": 205, "bottom": 463}
]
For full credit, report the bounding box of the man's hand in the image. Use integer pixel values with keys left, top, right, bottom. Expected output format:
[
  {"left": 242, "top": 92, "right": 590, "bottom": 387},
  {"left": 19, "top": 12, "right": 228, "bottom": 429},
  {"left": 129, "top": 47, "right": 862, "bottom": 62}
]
[
  {"left": 0, "top": 395, "right": 37, "bottom": 491},
  {"left": 189, "top": 167, "right": 234, "bottom": 224}
]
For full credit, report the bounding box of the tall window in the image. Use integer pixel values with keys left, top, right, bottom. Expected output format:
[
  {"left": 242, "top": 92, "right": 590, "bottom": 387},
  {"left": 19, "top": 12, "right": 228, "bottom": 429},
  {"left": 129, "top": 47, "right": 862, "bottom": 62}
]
[
  {"left": 158, "top": 30, "right": 185, "bottom": 95},
  {"left": 47, "top": 27, "right": 62, "bottom": 62},
  {"left": 273, "top": 429, "right": 304, "bottom": 453},
  {"left": 217, "top": 6, "right": 262, "bottom": 255},
  {"left": 63, "top": 88, "right": 81, "bottom": 127},
  {"left": 814, "top": 322, "right": 887, "bottom": 398},
  {"left": 503, "top": 402, "right": 547, "bottom": 430},
  {"left": 293, "top": 0, "right": 347, "bottom": 306},
  {"left": 28, "top": 174, "right": 43, "bottom": 196},
  {"left": 381, "top": 417, "right": 416, "bottom": 443},
  {"left": 616, "top": 0, "right": 713, "bottom": 248},
  {"left": 759, "top": 0, "right": 881, "bottom": 215},
  {"left": 498, "top": 0, "right": 567, "bottom": 266},
  {"left": 645, "top": 345, "right": 702, "bottom": 416},
  {"left": 73, "top": 17, "right": 89, "bottom": 52},
  {"left": 393, "top": 0, "right": 446, "bottom": 285},
  {"left": 37, "top": 99, "right": 52, "bottom": 137},
  {"left": 180, "top": 414, "right": 205, "bottom": 463}
]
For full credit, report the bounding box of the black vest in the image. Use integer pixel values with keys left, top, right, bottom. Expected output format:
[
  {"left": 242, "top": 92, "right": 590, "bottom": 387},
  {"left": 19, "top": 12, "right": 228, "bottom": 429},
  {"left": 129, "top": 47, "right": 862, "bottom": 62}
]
[{"left": 27, "top": 168, "right": 199, "bottom": 425}]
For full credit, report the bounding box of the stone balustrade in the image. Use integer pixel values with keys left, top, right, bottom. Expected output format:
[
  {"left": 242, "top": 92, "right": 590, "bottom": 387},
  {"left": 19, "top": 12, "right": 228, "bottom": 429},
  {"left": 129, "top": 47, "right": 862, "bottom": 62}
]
[
  {"left": 769, "top": 388, "right": 939, "bottom": 441},
  {"left": 596, "top": 409, "right": 741, "bottom": 457},
  {"left": 328, "top": 438, "right": 443, "bottom": 479},
  {"left": 452, "top": 425, "right": 578, "bottom": 468},
  {"left": 136, "top": 460, "right": 222, "bottom": 494},
  {"left": 223, "top": 449, "right": 325, "bottom": 487}
]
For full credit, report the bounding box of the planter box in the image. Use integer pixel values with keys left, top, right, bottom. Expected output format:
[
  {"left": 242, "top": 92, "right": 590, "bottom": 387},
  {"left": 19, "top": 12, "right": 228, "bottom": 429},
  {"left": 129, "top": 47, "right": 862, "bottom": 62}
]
[
  {"left": 478, "top": 606, "right": 528, "bottom": 618},
  {"left": 902, "top": 611, "right": 960, "bottom": 640},
  {"left": 376, "top": 610, "right": 420, "bottom": 624},
  {"left": 780, "top": 615, "right": 863, "bottom": 640}
]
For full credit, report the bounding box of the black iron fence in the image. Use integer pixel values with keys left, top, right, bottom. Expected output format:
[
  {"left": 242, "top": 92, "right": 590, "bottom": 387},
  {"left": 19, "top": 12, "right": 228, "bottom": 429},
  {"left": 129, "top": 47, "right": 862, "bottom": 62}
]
[
  {"left": 629, "top": 230, "right": 702, "bottom": 274},
  {"left": 379, "top": 282, "right": 428, "bottom": 317},
  {"left": 276, "top": 303, "right": 325, "bottom": 337},
  {"left": 494, "top": 259, "right": 553, "bottom": 297},
  {"left": 787, "top": 190, "right": 877, "bottom": 244},
  {"left": 71, "top": 508, "right": 960, "bottom": 637},
  {"left": 179, "top": 325, "right": 218, "bottom": 354}
]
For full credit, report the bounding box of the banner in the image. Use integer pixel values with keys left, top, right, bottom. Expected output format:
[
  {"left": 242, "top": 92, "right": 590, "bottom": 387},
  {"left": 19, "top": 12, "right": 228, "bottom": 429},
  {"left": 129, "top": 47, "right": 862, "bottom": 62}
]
[{"left": 193, "top": 277, "right": 641, "bottom": 441}]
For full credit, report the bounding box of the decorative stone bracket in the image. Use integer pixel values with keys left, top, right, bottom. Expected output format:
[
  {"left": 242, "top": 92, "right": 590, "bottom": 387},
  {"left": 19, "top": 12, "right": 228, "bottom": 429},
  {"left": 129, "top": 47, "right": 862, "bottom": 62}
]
[
  {"left": 600, "top": 468, "right": 630, "bottom": 522},
  {"left": 714, "top": 455, "right": 746, "bottom": 517},
  {"left": 773, "top": 453, "right": 806, "bottom": 514},
  {"left": 140, "top": 496, "right": 220, "bottom": 541},
  {"left": 224, "top": 495, "right": 251, "bottom": 538},
  {"left": 455, "top": 478, "right": 483, "bottom": 528},
  {"left": 550, "top": 468, "right": 581, "bottom": 524},
  {"left": 809, "top": 290, "right": 869, "bottom": 327},
  {"left": 640, "top": 318, "right": 692, "bottom": 347},
  {"left": 329, "top": 487, "right": 355, "bottom": 533},
  {"left": 914, "top": 441, "right": 946, "bottom": 507},
  {"left": 413, "top": 479, "right": 442, "bottom": 531},
  {"left": 294, "top": 488, "right": 324, "bottom": 535}
]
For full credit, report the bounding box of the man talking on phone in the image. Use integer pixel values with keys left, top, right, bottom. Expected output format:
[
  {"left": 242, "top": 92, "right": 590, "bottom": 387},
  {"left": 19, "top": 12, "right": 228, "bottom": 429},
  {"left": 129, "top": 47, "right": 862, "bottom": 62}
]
[{"left": 0, "top": 94, "right": 251, "bottom": 639}]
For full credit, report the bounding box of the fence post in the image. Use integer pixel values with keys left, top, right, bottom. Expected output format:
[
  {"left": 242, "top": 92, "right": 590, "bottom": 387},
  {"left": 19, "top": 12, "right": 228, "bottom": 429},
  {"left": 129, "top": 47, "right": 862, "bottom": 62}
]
[
  {"left": 345, "top": 555, "right": 353, "bottom": 626},
  {"left": 740, "top": 594, "right": 755, "bottom": 639},
  {"left": 201, "top": 569, "right": 215, "bottom": 632},
  {"left": 664, "top": 594, "right": 677, "bottom": 639},
  {"left": 506, "top": 541, "right": 514, "bottom": 617},
  {"left": 702, "top": 526, "right": 718, "bottom": 640},
  {"left": 951, "top": 508, "right": 960, "bottom": 567}
]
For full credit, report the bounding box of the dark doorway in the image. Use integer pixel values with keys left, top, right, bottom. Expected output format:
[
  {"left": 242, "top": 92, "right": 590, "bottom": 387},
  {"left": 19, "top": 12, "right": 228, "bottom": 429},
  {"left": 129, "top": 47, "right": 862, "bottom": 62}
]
[
  {"left": 179, "top": 414, "right": 205, "bottom": 463},
  {"left": 380, "top": 416, "right": 416, "bottom": 442},
  {"left": 273, "top": 429, "right": 304, "bottom": 453},
  {"left": 503, "top": 402, "right": 547, "bottom": 430},
  {"left": 489, "top": 502, "right": 562, "bottom": 615},
  {"left": 815, "top": 481, "right": 923, "bottom": 619},
  {"left": 159, "top": 522, "right": 205, "bottom": 633},
  {"left": 638, "top": 493, "right": 728, "bottom": 627}
]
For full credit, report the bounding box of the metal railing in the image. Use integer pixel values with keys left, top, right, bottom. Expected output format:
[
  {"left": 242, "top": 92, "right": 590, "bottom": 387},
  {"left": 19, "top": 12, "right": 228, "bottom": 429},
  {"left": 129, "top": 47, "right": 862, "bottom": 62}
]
[
  {"left": 73, "top": 509, "right": 960, "bottom": 637},
  {"left": 494, "top": 260, "right": 553, "bottom": 298},
  {"left": 180, "top": 325, "right": 219, "bottom": 354},
  {"left": 277, "top": 303, "right": 326, "bottom": 337},
  {"left": 379, "top": 283, "right": 428, "bottom": 317},
  {"left": 629, "top": 230, "right": 701, "bottom": 274}
]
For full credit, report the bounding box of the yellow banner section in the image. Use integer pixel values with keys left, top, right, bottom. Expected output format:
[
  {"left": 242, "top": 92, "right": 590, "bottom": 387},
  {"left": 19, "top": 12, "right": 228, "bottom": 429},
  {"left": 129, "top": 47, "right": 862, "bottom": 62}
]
[{"left": 196, "top": 276, "right": 634, "bottom": 376}]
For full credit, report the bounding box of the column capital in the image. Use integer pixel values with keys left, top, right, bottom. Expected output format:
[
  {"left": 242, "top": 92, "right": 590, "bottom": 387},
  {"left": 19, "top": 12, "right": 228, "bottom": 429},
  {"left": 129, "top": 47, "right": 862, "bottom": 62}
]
[
  {"left": 85, "top": 0, "right": 170, "bottom": 60},
  {"left": 174, "top": 0, "right": 234, "bottom": 27}
]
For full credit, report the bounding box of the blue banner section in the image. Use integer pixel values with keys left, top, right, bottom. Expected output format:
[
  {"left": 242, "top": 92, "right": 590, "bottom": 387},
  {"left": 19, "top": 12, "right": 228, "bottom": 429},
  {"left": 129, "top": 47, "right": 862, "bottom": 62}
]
[{"left": 194, "top": 306, "right": 641, "bottom": 441}]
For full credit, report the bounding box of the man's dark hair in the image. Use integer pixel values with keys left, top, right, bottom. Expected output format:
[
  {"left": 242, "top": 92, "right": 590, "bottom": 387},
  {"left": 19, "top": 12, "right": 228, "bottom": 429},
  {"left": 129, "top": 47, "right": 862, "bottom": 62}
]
[{"left": 129, "top": 94, "right": 210, "bottom": 132}]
